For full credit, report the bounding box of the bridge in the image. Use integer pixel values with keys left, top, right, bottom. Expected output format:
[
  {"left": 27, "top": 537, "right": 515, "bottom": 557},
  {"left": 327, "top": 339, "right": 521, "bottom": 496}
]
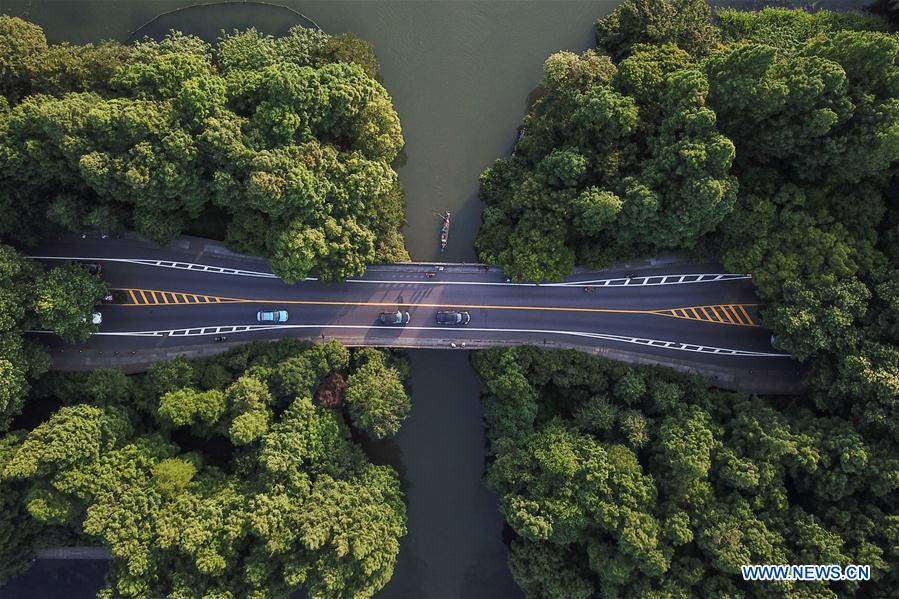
[{"left": 29, "top": 234, "right": 805, "bottom": 394}]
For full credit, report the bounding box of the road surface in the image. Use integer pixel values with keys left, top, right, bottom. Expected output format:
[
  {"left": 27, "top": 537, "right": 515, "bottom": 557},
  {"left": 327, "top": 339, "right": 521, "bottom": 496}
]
[{"left": 28, "top": 235, "right": 805, "bottom": 393}]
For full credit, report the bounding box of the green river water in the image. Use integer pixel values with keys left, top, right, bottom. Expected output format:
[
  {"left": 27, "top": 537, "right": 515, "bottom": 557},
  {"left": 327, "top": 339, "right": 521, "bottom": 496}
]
[{"left": 0, "top": 1, "right": 866, "bottom": 597}]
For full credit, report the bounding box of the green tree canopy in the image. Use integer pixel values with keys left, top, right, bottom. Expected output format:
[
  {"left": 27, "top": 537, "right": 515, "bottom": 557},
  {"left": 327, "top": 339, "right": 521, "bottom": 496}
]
[
  {"left": 0, "top": 340, "right": 410, "bottom": 598},
  {"left": 344, "top": 348, "right": 410, "bottom": 439},
  {"left": 0, "top": 21, "right": 409, "bottom": 280}
]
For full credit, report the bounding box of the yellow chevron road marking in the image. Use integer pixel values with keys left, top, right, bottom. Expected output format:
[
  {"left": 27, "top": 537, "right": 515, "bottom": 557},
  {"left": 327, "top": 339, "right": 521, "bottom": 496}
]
[
  {"left": 117, "top": 289, "right": 243, "bottom": 306},
  {"left": 651, "top": 304, "right": 757, "bottom": 327}
]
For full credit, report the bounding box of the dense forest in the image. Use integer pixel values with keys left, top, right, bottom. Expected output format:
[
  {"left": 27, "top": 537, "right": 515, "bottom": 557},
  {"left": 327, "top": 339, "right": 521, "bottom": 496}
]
[
  {"left": 0, "top": 17, "right": 409, "bottom": 282},
  {"left": 474, "top": 2, "right": 899, "bottom": 597},
  {"left": 1, "top": 339, "right": 411, "bottom": 598},
  {"left": 476, "top": 3, "right": 899, "bottom": 429},
  {"left": 473, "top": 346, "right": 898, "bottom": 597}
]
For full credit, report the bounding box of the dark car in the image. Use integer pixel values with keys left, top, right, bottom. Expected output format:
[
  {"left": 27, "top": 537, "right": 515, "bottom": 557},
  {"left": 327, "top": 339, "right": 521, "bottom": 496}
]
[
  {"left": 78, "top": 261, "right": 102, "bottom": 276},
  {"left": 436, "top": 311, "right": 470, "bottom": 325},
  {"left": 379, "top": 310, "right": 410, "bottom": 325}
]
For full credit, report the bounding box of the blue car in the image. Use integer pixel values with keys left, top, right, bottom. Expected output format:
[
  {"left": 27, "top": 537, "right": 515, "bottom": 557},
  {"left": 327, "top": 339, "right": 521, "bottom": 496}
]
[{"left": 257, "top": 309, "right": 288, "bottom": 323}]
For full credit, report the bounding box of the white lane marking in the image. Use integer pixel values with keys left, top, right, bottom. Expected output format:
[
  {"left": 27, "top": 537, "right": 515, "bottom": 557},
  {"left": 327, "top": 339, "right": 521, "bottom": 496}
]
[
  {"left": 69, "top": 324, "right": 789, "bottom": 357},
  {"left": 347, "top": 273, "right": 751, "bottom": 287},
  {"left": 30, "top": 256, "right": 751, "bottom": 288},
  {"left": 551, "top": 273, "right": 751, "bottom": 287},
  {"left": 29, "top": 256, "right": 280, "bottom": 279}
]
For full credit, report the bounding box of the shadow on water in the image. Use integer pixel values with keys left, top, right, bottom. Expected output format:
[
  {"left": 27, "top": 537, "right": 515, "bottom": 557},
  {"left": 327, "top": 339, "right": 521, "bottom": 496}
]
[
  {"left": 352, "top": 426, "right": 412, "bottom": 495},
  {"left": 525, "top": 84, "right": 546, "bottom": 113}
]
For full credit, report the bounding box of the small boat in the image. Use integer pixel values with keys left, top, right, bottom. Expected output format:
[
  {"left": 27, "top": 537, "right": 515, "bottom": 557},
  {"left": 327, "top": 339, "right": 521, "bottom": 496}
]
[{"left": 439, "top": 210, "right": 451, "bottom": 252}]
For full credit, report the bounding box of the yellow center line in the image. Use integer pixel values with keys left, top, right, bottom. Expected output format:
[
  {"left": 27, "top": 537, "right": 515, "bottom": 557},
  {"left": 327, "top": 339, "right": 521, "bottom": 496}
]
[{"left": 109, "top": 289, "right": 760, "bottom": 326}]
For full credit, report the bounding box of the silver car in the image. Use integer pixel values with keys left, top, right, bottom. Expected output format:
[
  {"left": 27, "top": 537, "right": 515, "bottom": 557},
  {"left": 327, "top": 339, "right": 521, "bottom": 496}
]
[{"left": 257, "top": 310, "right": 288, "bottom": 323}]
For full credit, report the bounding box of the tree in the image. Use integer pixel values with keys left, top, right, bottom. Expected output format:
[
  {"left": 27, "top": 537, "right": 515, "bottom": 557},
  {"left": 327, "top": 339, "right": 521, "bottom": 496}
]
[
  {"left": 215, "top": 28, "right": 280, "bottom": 72},
  {"left": 297, "top": 465, "right": 406, "bottom": 598},
  {"left": 321, "top": 33, "right": 380, "bottom": 79},
  {"left": 224, "top": 375, "right": 273, "bottom": 445},
  {"left": 0, "top": 16, "right": 48, "bottom": 102},
  {"left": 142, "top": 355, "right": 195, "bottom": 401},
  {"left": 508, "top": 538, "right": 593, "bottom": 599},
  {"left": 344, "top": 349, "right": 410, "bottom": 439},
  {"left": 595, "top": 0, "right": 720, "bottom": 60},
  {"left": 30, "top": 262, "right": 107, "bottom": 343},
  {"left": 764, "top": 278, "right": 869, "bottom": 361},
  {"left": 573, "top": 187, "right": 622, "bottom": 235},
  {"left": 537, "top": 148, "right": 588, "bottom": 189},
  {"left": 505, "top": 212, "right": 575, "bottom": 282},
  {"left": 157, "top": 388, "right": 226, "bottom": 434}
]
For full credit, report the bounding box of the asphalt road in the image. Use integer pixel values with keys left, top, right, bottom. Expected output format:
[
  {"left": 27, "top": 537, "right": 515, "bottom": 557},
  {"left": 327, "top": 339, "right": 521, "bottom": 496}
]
[{"left": 28, "top": 235, "right": 804, "bottom": 392}]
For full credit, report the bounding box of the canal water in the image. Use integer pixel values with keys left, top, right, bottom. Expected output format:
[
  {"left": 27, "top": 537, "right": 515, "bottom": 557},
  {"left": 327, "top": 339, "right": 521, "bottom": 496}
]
[{"left": 0, "top": 1, "right": 866, "bottom": 597}]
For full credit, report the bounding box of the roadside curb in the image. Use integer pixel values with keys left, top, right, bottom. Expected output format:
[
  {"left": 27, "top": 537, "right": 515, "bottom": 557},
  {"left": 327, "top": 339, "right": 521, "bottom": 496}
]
[{"left": 51, "top": 337, "right": 805, "bottom": 395}]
